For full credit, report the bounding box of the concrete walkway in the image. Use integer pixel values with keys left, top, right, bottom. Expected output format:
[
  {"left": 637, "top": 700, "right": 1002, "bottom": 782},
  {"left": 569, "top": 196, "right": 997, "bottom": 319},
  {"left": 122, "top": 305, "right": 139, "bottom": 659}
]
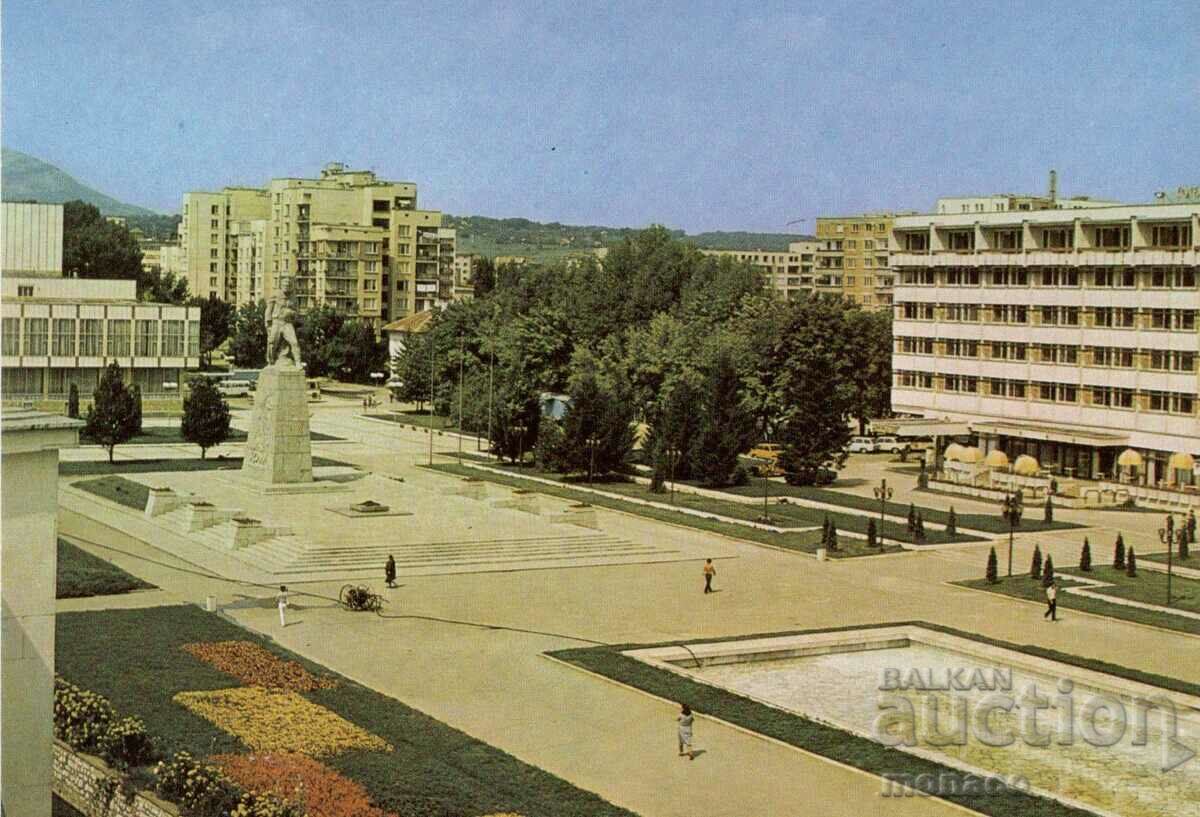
[{"left": 58, "top": 405, "right": 1200, "bottom": 817}]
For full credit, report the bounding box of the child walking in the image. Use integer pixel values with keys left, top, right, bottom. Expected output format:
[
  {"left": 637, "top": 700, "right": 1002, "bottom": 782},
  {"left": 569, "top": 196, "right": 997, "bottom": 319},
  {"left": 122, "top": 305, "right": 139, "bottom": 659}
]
[
  {"left": 276, "top": 585, "right": 289, "bottom": 627},
  {"left": 677, "top": 703, "right": 695, "bottom": 759}
]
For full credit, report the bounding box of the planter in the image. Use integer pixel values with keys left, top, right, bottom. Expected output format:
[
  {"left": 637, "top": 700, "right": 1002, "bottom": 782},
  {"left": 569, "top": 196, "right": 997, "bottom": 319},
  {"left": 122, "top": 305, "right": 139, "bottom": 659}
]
[{"left": 53, "top": 740, "right": 178, "bottom": 817}]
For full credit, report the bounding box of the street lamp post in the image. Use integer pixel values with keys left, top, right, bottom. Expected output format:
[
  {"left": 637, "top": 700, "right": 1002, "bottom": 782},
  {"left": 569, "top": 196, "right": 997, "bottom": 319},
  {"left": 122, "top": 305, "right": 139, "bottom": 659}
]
[
  {"left": 665, "top": 446, "right": 680, "bottom": 505},
  {"left": 486, "top": 334, "right": 495, "bottom": 457},
  {"left": 587, "top": 435, "right": 600, "bottom": 487},
  {"left": 755, "top": 457, "right": 773, "bottom": 523},
  {"left": 427, "top": 336, "right": 435, "bottom": 466},
  {"left": 1002, "top": 492, "right": 1023, "bottom": 577},
  {"left": 873, "top": 478, "right": 894, "bottom": 547},
  {"left": 457, "top": 333, "right": 465, "bottom": 462},
  {"left": 1159, "top": 514, "right": 1176, "bottom": 607}
]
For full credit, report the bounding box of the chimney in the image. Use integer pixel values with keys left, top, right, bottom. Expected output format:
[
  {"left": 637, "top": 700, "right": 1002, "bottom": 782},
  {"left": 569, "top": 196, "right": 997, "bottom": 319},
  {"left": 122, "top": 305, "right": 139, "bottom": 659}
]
[{"left": 1048, "top": 169, "right": 1058, "bottom": 201}]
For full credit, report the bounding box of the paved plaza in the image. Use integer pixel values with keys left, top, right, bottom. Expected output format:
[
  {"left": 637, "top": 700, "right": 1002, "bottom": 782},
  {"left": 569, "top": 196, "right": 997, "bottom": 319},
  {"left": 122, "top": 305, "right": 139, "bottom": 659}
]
[{"left": 58, "top": 400, "right": 1199, "bottom": 817}]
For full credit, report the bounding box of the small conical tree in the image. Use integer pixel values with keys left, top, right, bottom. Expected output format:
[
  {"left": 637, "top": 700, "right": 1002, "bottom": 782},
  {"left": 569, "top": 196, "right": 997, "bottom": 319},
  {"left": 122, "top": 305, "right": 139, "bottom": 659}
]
[
  {"left": 67, "top": 383, "right": 80, "bottom": 419},
  {"left": 907, "top": 503, "right": 917, "bottom": 534},
  {"left": 1079, "top": 538, "right": 1092, "bottom": 572},
  {"left": 1030, "top": 544, "right": 1043, "bottom": 580},
  {"left": 1180, "top": 530, "right": 1190, "bottom": 561},
  {"left": 1042, "top": 555, "right": 1055, "bottom": 588},
  {"left": 1114, "top": 534, "right": 1126, "bottom": 570},
  {"left": 1126, "top": 547, "right": 1137, "bottom": 577},
  {"left": 181, "top": 377, "right": 232, "bottom": 459},
  {"left": 986, "top": 547, "right": 999, "bottom": 584},
  {"left": 821, "top": 516, "right": 832, "bottom": 548},
  {"left": 914, "top": 512, "right": 927, "bottom": 543},
  {"left": 866, "top": 517, "right": 878, "bottom": 548},
  {"left": 946, "top": 507, "right": 957, "bottom": 537},
  {"left": 1044, "top": 496, "right": 1054, "bottom": 523},
  {"left": 84, "top": 362, "right": 139, "bottom": 463},
  {"left": 827, "top": 523, "right": 839, "bottom": 552}
]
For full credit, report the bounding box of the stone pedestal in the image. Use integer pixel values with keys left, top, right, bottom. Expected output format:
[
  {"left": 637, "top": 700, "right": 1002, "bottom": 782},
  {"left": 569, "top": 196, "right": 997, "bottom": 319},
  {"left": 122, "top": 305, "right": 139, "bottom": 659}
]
[{"left": 241, "top": 364, "right": 313, "bottom": 485}]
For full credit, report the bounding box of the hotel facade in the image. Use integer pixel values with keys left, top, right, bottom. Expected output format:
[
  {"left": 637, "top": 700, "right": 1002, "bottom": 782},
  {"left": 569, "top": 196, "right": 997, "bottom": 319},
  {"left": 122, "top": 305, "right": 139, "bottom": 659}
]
[{"left": 890, "top": 201, "right": 1200, "bottom": 489}]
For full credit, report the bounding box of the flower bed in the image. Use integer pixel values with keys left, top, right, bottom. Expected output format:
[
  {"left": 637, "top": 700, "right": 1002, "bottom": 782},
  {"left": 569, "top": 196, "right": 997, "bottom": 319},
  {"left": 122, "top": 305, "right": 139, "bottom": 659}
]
[
  {"left": 173, "top": 688, "right": 391, "bottom": 756},
  {"left": 181, "top": 642, "right": 336, "bottom": 692},
  {"left": 215, "top": 752, "right": 397, "bottom": 817}
]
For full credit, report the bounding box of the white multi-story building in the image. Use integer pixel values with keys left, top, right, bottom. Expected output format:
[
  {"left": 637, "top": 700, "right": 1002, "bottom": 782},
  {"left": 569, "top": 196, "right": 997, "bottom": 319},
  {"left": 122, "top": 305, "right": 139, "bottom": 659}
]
[
  {"left": 890, "top": 201, "right": 1200, "bottom": 489},
  {"left": 700, "top": 241, "right": 820, "bottom": 301}
]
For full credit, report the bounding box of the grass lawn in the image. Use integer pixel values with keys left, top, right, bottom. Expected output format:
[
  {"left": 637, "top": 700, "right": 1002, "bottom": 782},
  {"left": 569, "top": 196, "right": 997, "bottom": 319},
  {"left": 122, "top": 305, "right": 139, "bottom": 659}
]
[
  {"left": 718, "top": 482, "right": 1079, "bottom": 535},
  {"left": 955, "top": 568, "right": 1200, "bottom": 636},
  {"left": 429, "top": 462, "right": 903, "bottom": 557},
  {"left": 1142, "top": 549, "right": 1200, "bottom": 567},
  {"left": 56, "top": 605, "right": 635, "bottom": 817},
  {"left": 72, "top": 476, "right": 150, "bottom": 510},
  {"left": 61, "top": 455, "right": 351, "bottom": 477},
  {"left": 81, "top": 426, "right": 342, "bottom": 446},
  {"left": 457, "top": 460, "right": 981, "bottom": 547},
  {"left": 548, "top": 621, "right": 1196, "bottom": 817},
  {"left": 56, "top": 538, "right": 155, "bottom": 598}
]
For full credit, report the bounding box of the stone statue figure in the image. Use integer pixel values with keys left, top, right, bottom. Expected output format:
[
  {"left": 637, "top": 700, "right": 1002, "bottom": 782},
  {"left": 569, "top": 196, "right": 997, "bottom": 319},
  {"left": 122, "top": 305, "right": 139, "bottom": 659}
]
[{"left": 266, "top": 278, "right": 303, "bottom": 367}]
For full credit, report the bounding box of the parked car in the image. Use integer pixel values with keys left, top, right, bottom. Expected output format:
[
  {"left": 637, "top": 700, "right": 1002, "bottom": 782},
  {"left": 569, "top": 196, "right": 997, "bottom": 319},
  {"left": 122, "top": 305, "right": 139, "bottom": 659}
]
[
  {"left": 746, "top": 442, "right": 784, "bottom": 476},
  {"left": 847, "top": 436, "right": 878, "bottom": 453},
  {"left": 873, "top": 436, "right": 903, "bottom": 453},
  {"left": 216, "top": 379, "right": 252, "bottom": 397}
]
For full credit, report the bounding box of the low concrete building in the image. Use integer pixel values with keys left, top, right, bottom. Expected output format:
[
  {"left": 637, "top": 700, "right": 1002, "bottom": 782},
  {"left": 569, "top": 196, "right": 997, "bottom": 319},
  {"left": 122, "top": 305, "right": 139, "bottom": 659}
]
[
  {"left": 1, "top": 202, "right": 64, "bottom": 277},
  {"left": 383, "top": 309, "right": 435, "bottom": 374},
  {"left": 2, "top": 410, "right": 81, "bottom": 817}
]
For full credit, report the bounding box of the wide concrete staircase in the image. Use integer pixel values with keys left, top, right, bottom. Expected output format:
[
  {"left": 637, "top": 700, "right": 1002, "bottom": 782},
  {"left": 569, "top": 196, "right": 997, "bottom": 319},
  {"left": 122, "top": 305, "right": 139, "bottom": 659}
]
[{"left": 232, "top": 531, "right": 679, "bottom": 578}]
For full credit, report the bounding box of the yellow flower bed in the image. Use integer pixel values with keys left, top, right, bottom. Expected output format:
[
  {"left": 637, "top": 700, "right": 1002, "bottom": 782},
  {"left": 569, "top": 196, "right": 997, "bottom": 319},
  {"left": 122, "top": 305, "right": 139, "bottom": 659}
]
[{"left": 174, "top": 687, "right": 391, "bottom": 757}]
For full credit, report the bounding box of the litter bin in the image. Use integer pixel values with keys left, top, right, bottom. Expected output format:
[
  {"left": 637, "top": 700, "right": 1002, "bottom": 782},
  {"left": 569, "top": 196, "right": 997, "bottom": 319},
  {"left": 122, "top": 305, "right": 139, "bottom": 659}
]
[
  {"left": 816, "top": 548, "right": 827, "bottom": 562},
  {"left": 205, "top": 595, "right": 217, "bottom": 612}
]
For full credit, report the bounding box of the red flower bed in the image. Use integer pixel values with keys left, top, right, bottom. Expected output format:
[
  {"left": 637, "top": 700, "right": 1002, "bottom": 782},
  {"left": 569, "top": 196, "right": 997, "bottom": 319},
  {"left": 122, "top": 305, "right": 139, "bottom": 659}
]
[
  {"left": 214, "top": 752, "right": 396, "bottom": 817},
  {"left": 181, "top": 641, "right": 336, "bottom": 691}
]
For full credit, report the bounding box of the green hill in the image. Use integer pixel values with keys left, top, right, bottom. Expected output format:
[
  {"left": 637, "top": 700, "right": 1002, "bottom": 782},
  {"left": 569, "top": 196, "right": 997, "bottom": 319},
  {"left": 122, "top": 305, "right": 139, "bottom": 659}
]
[
  {"left": 1, "top": 147, "right": 158, "bottom": 216},
  {"left": 445, "top": 214, "right": 811, "bottom": 262}
]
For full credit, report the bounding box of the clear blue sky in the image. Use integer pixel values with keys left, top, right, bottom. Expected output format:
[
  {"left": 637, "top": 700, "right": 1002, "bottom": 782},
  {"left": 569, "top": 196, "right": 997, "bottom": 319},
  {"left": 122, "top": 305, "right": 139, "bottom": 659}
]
[{"left": 3, "top": 1, "right": 1197, "bottom": 231}]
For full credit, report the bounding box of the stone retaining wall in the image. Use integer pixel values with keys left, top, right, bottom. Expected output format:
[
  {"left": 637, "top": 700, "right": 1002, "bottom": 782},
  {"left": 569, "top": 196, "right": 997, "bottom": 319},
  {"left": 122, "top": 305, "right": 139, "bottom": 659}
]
[{"left": 52, "top": 741, "right": 177, "bottom": 817}]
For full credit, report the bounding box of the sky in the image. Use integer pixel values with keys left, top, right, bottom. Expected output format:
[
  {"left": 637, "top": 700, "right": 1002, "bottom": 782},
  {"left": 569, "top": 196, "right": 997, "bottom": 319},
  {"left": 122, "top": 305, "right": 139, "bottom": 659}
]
[{"left": 3, "top": 1, "right": 1198, "bottom": 232}]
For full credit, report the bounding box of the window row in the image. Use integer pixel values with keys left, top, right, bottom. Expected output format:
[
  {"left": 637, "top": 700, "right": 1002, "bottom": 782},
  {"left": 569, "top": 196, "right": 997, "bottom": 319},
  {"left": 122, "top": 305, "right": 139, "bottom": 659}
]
[
  {"left": 894, "top": 371, "right": 1195, "bottom": 414},
  {"left": 900, "top": 266, "right": 1197, "bottom": 288},
  {"left": 1, "top": 318, "right": 198, "bottom": 358},
  {"left": 897, "top": 223, "right": 1192, "bottom": 253},
  {"left": 899, "top": 303, "right": 1197, "bottom": 330},
  {"left": 897, "top": 338, "right": 1197, "bottom": 371}
]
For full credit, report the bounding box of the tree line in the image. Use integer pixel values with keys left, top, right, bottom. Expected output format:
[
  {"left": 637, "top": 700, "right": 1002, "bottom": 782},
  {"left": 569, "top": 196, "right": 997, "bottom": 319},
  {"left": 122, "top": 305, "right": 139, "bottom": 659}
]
[{"left": 393, "top": 226, "right": 892, "bottom": 487}]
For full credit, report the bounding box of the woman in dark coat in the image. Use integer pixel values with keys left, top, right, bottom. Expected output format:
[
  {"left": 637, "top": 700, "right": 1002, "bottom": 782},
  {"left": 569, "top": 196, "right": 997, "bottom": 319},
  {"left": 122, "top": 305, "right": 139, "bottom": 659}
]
[{"left": 385, "top": 554, "right": 397, "bottom": 588}]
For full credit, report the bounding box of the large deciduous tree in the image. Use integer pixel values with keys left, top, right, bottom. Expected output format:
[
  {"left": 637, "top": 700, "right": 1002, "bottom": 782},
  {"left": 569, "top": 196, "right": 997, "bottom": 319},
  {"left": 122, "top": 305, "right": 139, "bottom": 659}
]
[
  {"left": 62, "top": 201, "right": 144, "bottom": 284},
  {"left": 84, "top": 362, "right": 140, "bottom": 462},
  {"left": 691, "top": 349, "right": 757, "bottom": 487},
  {"left": 186, "top": 294, "right": 234, "bottom": 369},
  {"left": 180, "top": 377, "right": 231, "bottom": 459},
  {"left": 228, "top": 300, "right": 268, "bottom": 368}
]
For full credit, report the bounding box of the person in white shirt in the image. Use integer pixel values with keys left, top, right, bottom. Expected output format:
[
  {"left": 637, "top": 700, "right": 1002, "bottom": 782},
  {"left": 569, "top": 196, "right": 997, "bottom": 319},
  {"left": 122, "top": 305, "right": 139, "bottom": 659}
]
[
  {"left": 276, "top": 585, "right": 289, "bottom": 627},
  {"left": 1044, "top": 580, "right": 1057, "bottom": 622}
]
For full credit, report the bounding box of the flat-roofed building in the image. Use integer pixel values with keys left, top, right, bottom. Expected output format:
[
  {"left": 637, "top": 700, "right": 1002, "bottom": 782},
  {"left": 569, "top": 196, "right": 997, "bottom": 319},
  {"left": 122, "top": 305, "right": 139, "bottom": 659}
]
[
  {"left": 1, "top": 276, "right": 201, "bottom": 410},
  {"left": 815, "top": 214, "right": 895, "bottom": 308},
  {"left": 700, "top": 240, "right": 819, "bottom": 301},
  {"left": 890, "top": 200, "right": 1200, "bottom": 494},
  {"left": 1, "top": 202, "right": 64, "bottom": 276}
]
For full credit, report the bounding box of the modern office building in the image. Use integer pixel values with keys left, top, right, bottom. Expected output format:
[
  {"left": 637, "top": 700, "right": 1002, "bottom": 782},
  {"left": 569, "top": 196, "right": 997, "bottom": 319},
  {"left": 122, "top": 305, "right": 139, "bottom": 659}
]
[
  {"left": 890, "top": 200, "right": 1200, "bottom": 490},
  {"left": 700, "top": 241, "right": 820, "bottom": 301},
  {"left": 180, "top": 163, "right": 455, "bottom": 328},
  {"left": 814, "top": 214, "right": 895, "bottom": 308},
  {"left": 1, "top": 276, "right": 201, "bottom": 408},
  {"left": 2, "top": 202, "right": 64, "bottom": 277}
]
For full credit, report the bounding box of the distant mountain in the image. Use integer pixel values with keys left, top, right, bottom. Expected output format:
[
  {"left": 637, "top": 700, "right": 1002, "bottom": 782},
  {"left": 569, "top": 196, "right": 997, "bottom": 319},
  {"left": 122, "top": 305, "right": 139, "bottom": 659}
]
[
  {"left": 1, "top": 147, "right": 158, "bottom": 216},
  {"left": 445, "top": 213, "right": 810, "bottom": 261}
]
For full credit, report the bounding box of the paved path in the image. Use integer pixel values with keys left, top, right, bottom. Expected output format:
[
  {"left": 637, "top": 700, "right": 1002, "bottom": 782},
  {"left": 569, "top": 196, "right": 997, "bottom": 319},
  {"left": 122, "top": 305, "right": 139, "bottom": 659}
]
[{"left": 57, "top": 405, "right": 1200, "bottom": 817}]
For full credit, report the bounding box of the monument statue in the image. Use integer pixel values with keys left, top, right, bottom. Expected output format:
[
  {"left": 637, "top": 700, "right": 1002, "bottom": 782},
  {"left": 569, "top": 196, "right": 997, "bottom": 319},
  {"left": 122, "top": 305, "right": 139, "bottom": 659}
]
[{"left": 266, "top": 279, "right": 303, "bottom": 368}]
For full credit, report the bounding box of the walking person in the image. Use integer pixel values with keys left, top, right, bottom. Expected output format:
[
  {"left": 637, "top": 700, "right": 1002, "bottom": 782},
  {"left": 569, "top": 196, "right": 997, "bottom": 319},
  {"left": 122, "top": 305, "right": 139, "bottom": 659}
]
[
  {"left": 385, "top": 554, "right": 397, "bottom": 588},
  {"left": 677, "top": 704, "right": 695, "bottom": 759},
  {"left": 276, "top": 585, "right": 289, "bottom": 627},
  {"left": 703, "top": 559, "right": 716, "bottom": 594},
  {"left": 1044, "top": 580, "right": 1057, "bottom": 622}
]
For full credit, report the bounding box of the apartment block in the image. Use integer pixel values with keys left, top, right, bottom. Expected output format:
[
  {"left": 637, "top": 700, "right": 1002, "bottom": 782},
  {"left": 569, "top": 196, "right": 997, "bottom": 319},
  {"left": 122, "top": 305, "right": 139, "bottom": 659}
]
[
  {"left": 181, "top": 163, "right": 455, "bottom": 327},
  {"left": 890, "top": 201, "right": 1200, "bottom": 488},
  {"left": 699, "top": 241, "right": 819, "bottom": 301},
  {"left": 814, "top": 215, "right": 896, "bottom": 308}
]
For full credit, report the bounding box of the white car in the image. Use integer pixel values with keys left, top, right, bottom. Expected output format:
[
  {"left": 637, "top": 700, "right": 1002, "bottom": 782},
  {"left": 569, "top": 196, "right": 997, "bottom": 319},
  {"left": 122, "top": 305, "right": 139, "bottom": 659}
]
[
  {"left": 847, "top": 436, "right": 878, "bottom": 453},
  {"left": 873, "top": 436, "right": 903, "bottom": 453},
  {"left": 216, "top": 379, "right": 252, "bottom": 397}
]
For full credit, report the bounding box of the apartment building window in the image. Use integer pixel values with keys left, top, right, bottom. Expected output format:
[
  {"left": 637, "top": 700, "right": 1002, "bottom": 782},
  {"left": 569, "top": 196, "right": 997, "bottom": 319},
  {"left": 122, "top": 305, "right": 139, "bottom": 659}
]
[
  {"left": 210, "top": 233, "right": 219, "bottom": 244},
  {"left": 1094, "top": 307, "right": 1135, "bottom": 328},
  {"left": 1177, "top": 310, "right": 1197, "bottom": 330},
  {"left": 944, "top": 303, "right": 980, "bottom": 321},
  {"left": 864, "top": 240, "right": 874, "bottom": 250},
  {"left": 1091, "top": 347, "right": 1134, "bottom": 368},
  {"left": 901, "top": 270, "right": 935, "bottom": 285},
  {"left": 945, "top": 268, "right": 980, "bottom": 285},
  {"left": 1041, "top": 228, "right": 1073, "bottom": 249},
  {"left": 898, "top": 337, "right": 934, "bottom": 354},
  {"left": 1150, "top": 266, "right": 1198, "bottom": 288},
  {"left": 946, "top": 230, "right": 975, "bottom": 251},
  {"left": 23, "top": 318, "right": 48, "bottom": 355},
  {"left": 1094, "top": 226, "right": 1130, "bottom": 249},
  {"left": 107, "top": 320, "right": 130, "bottom": 356},
  {"left": 990, "top": 268, "right": 1029, "bottom": 286},
  {"left": 1151, "top": 223, "right": 1191, "bottom": 248},
  {"left": 210, "top": 219, "right": 219, "bottom": 229},
  {"left": 1093, "top": 267, "right": 1135, "bottom": 287},
  {"left": 994, "top": 229, "right": 1022, "bottom": 250},
  {"left": 211, "top": 205, "right": 219, "bottom": 215},
  {"left": 52, "top": 318, "right": 76, "bottom": 356},
  {"left": 1041, "top": 306, "right": 1060, "bottom": 325},
  {"left": 365, "top": 242, "right": 380, "bottom": 255},
  {"left": 903, "top": 233, "right": 929, "bottom": 252},
  {"left": 1093, "top": 387, "right": 1134, "bottom": 408},
  {"left": 943, "top": 375, "right": 977, "bottom": 393},
  {"left": 1036, "top": 382, "right": 1075, "bottom": 402},
  {"left": 187, "top": 322, "right": 200, "bottom": 356},
  {"left": 991, "top": 304, "right": 1028, "bottom": 324},
  {"left": 989, "top": 379, "right": 1006, "bottom": 396},
  {"left": 1040, "top": 344, "right": 1059, "bottom": 362},
  {"left": 17, "top": 285, "right": 34, "bottom": 297},
  {"left": 80, "top": 319, "right": 102, "bottom": 356},
  {"left": 135, "top": 320, "right": 158, "bottom": 357},
  {"left": 945, "top": 339, "right": 979, "bottom": 357},
  {"left": 1039, "top": 268, "right": 1079, "bottom": 286},
  {"left": 1009, "top": 381, "right": 1027, "bottom": 398},
  {"left": 2, "top": 318, "right": 20, "bottom": 355},
  {"left": 990, "top": 341, "right": 1028, "bottom": 361},
  {"left": 846, "top": 240, "right": 857, "bottom": 249},
  {"left": 162, "top": 321, "right": 184, "bottom": 356},
  {"left": 1148, "top": 391, "right": 1171, "bottom": 412},
  {"left": 1150, "top": 309, "right": 1170, "bottom": 330}
]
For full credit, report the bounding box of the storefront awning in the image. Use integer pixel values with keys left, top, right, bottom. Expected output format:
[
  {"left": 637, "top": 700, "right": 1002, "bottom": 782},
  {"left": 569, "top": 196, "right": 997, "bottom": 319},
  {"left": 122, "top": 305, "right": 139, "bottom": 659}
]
[{"left": 971, "top": 421, "right": 1128, "bottom": 447}]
